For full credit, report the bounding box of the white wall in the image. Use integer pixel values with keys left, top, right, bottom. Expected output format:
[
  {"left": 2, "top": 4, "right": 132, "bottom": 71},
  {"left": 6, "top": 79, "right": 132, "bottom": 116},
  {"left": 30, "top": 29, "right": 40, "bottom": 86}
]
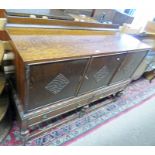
[{"left": 132, "top": 9, "right": 155, "bottom": 30}]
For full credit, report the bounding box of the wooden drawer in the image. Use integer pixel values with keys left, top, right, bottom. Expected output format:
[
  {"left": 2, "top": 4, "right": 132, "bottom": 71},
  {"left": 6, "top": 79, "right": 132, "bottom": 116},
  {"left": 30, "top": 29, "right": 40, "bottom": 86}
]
[
  {"left": 93, "top": 79, "right": 130, "bottom": 102},
  {"left": 27, "top": 92, "right": 94, "bottom": 126},
  {"left": 27, "top": 79, "right": 130, "bottom": 127}
]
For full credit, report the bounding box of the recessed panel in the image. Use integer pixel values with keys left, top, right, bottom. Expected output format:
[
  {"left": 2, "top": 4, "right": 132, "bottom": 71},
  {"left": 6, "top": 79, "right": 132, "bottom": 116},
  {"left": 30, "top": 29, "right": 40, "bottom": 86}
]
[
  {"left": 78, "top": 53, "right": 126, "bottom": 95},
  {"left": 110, "top": 51, "right": 147, "bottom": 84},
  {"left": 28, "top": 58, "right": 89, "bottom": 111}
]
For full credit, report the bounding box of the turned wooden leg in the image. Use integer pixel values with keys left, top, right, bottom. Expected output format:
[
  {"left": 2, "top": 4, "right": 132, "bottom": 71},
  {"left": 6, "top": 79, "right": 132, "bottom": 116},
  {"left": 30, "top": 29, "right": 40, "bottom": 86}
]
[
  {"left": 115, "top": 91, "right": 124, "bottom": 97},
  {"left": 21, "top": 129, "right": 29, "bottom": 146},
  {"left": 112, "top": 91, "right": 124, "bottom": 102},
  {"left": 78, "top": 105, "right": 89, "bottom": 118},
  {"left": 20, "top": 119, "right": 29, "bottom": 145}
]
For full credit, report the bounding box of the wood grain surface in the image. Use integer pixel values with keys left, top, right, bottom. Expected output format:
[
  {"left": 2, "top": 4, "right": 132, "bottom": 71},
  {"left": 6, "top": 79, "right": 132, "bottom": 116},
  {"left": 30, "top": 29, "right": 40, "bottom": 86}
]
[
  {"left": 0, "top": 30, "right": 11, "bottom": 41},
  {"left": 7, "top": 28, "right": 151, "bottom": 63},
  {"left": 7, "top": 16, "right": 119, "bottom": 29},
  {"left": 7, "top": 27, "right": 118, "bottom": 35}
]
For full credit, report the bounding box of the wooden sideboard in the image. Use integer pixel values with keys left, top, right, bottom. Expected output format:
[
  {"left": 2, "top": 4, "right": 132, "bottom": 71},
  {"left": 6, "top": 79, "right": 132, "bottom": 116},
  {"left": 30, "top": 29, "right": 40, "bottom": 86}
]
[
  {"left": 5, "top": 26, "right": 150, "bottom": 143},
  {"left": 0, "top": 9, "right": 151, "bottom": 143}
]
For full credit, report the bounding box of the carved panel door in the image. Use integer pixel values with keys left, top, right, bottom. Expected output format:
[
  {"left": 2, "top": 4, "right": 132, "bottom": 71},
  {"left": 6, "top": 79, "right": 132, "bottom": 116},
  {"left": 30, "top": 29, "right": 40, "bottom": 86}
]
[
  {"left": 27, "top": 58, "right": 89, "bottom": 111},
  {"left": 78, "top": 53, "right": 126, "bottom": 95},
  {"left": 110, "top": 51, "right": 147, "bottom": 84}
]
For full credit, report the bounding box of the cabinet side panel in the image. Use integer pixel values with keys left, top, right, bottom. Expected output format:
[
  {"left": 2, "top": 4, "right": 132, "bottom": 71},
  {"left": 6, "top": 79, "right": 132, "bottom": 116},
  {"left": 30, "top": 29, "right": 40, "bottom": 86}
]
[{"left": 13, "top": 47, "right": 26, "bottom": 109}]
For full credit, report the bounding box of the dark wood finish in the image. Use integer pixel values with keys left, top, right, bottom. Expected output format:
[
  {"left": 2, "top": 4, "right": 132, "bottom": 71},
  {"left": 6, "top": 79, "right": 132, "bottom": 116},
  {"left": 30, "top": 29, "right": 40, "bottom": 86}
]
[
  {"left": 27, "top": 80, "right": 129, "bottom": 127},
  {"left": 0, "top": 94, "right": 9, "bottom": 121},
  {"left": 110, "top": 51, "right": 148, "bottom": 84},
  {"left": 91, "top": 9, "right": 96, "bottom": 17},
  {"left": 11, "top": 79, "right": 129, "bottom": 123},
  {"left": 12, "top": 48, "right": 26, "bottom": 111},
  {"left": 28, "top": 97, "right": 114, "bottom": 140},
  {"left": 0, "top": 9, "right": 6, "bottom": 18},
  {"left": 0, "top": 109, "right": 12, "bottom": 143},
  {"left": 0, "top": 31, "right": 10, "bottom": 41},
  {"left": 7, "top": 29, "right": 150, "bottom": 63},
  {"left": 12, "top": 79, "right": 129, "bottom": 141},
  {"left": 6, "top": 16, "right": 119, "bottom": 29},
  {"left": 0, "top": 75, "right": 5, "bottom": 94},
  {"left": 7, "top": 26, "right": 118, "bottom": 37},
  {"left": 78, "top": 53, "right": 126, "bottom": 95},
  {"left": 5, "top": 22, "right": 151, "bottom": 144},
  {"left": 27, "top": 58, "right": 89, "bottom": 111}
]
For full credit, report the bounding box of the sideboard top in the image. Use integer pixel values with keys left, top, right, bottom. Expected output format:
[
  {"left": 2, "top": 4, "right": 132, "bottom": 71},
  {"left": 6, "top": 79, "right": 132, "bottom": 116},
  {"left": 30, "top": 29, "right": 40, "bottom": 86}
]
[{"left": 7, "top": 28, "right": 151, "bottom": 63}]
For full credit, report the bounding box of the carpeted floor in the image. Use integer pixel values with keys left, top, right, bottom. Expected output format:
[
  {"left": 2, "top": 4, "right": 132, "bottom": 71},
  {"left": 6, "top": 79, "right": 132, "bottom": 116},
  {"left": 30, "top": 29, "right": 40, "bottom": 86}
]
[{"left": 1, "top": 78, "right": 155, "bottom": 146}]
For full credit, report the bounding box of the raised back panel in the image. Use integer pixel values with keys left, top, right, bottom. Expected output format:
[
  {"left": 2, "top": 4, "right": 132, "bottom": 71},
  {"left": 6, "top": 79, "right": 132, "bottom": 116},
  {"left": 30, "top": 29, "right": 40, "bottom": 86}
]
[
  {"left": 27, "top": 58, "right": 89, "bottom": 111},
  {"left": 78, "top": 53, "right": 126, "bottom": 95},
  {"left": 110, "top": 51, "right": 148, "bottom": 84}
]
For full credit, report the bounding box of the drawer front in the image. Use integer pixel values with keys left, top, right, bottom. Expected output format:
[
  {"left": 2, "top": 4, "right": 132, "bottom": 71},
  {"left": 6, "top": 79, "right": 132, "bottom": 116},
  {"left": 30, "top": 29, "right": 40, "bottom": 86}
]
[
  {"left": 28, "top": 58, "right": 89, "bottom": 111},
  {"left": 110, "top": 51, "right": 147, "bottom": 84},
  {"left": 93, "top": 79, "right": 130, "bottom": 102},
  {"left": 78, "top": 53, "right": 126, "bottom": 95},
  {"left": 27, "top": 79, "right": 130, "bottom": 127},
  {"left": 28, "top": 93, "right": 94, "bottom": 126}
]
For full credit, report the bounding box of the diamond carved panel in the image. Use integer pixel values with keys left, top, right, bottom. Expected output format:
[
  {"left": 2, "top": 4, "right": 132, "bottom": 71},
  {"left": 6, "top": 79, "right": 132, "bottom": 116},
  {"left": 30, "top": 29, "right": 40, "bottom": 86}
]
[
  {"left": 93, "top": 66, "right": 109, "bottom": 82},
  {"left": 45, "top": 73, "right": 70, "bottom": 94}
]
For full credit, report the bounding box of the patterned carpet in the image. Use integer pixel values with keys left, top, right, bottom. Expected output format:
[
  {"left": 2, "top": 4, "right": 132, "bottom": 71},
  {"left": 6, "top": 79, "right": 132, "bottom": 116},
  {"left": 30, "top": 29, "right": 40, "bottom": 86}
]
[{"left": 1, "top": 78, "right": 155, "bottom": 146}]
